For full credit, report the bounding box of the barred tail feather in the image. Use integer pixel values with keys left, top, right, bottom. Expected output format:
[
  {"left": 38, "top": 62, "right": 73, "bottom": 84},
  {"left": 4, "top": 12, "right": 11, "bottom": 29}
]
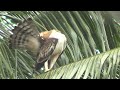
[{"left": 9, "top": 18, "right": 43, "bottom": 55}]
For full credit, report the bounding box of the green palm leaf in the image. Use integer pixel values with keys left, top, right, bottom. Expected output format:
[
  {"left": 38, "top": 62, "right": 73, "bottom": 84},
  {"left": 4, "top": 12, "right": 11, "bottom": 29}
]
[{"left": 34, "top": 47, "right": 120, "bottom": 79}]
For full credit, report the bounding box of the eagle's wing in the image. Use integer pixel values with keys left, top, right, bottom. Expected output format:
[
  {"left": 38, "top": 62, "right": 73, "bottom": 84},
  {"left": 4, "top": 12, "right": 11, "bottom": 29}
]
[
  {"left": 9, "top": 18, "right": 43, "bottom": 56},
  {"left": 35, "top": 38, "right": 58, "bottom": 71}
]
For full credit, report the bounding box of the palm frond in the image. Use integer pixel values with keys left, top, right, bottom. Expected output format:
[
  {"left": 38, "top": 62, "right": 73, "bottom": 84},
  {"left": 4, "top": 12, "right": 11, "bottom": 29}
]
[{"left": 34, "top": 47, "right": 120, "bottom": 79}]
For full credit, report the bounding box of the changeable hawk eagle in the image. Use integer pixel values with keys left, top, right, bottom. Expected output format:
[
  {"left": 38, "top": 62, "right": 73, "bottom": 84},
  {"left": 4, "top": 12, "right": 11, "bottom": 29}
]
[{"left": 9, "top": 18, "right": 67, "bottom": 72}]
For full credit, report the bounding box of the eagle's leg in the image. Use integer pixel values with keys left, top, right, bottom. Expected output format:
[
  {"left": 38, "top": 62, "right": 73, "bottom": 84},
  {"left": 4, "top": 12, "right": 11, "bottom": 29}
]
[
  {"left": 44, "top": 54, "right": 59, "bottom": 72},
  {"left": 49, "top": 54, "right": 60, "bottom": 69},
  {"left": 44, "top": 60, "right": 50, "bottom": 72}
]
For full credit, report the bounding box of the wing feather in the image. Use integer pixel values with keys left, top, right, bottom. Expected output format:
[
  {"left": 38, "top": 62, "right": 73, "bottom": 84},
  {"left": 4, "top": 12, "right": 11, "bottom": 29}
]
[{"left": 35, "top": 38, "right": 58, "bottom": 71}]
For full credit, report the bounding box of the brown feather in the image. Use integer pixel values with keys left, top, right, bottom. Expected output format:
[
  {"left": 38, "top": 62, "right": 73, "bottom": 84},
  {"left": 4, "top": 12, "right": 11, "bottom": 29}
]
[
  {"left": 9, "top": 18, "right": 43, "bottom": 56},
  {"left": 35, "top": 38, "right": 58, "bottom": 71}
]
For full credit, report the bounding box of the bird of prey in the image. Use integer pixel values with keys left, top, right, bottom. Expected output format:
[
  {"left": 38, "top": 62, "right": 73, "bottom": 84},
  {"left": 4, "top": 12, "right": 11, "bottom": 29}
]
[{"left": 9, "top": 18, "right": 67, "bottom": 72}]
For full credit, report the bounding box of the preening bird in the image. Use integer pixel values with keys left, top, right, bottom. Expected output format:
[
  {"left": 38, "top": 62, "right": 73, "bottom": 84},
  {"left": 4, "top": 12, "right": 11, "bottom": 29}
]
[
  {"left": 9, "top": 18, "right": 67, "bottom": 72},
  {"left": 39, "top": 30, "right": 67, "bottom": 72}
]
